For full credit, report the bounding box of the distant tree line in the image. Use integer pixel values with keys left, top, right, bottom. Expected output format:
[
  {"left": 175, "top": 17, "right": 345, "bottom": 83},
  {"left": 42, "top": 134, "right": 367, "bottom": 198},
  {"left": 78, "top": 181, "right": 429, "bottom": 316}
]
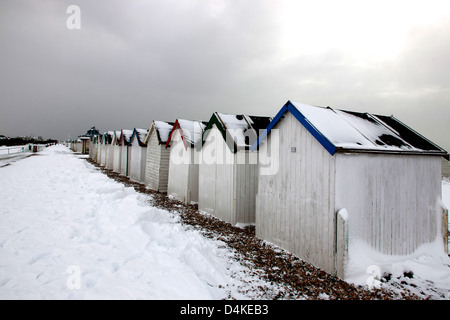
[{"left": 0, "top": 135, "right": 58, "bottom": 146}]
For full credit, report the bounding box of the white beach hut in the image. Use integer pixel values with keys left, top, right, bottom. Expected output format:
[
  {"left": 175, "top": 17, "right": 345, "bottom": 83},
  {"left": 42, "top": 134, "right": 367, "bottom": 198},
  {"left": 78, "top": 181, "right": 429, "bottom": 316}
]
[
  {"left": 112, "top": 130, "right": 122, "bottom": 173},
  {"left": 89, "top": 135, "right": 99, "bottom": 162},
  {"left": 251, "top": 100, "right": 449, "bottom": 279},
  {"left": 105, "top": 131, "right": 116, "bottom": 170},
  {"left": 198, "top": 112, "right": 271, "bottom": 226},
  {"left": 166, "top": 119, "right": 206, "bottom": 204},
  {"left": 128, "top": 128, "right": 148, "bottom": 183},
  {"left": 95, "top": 134, "right": 102, "bottom": 164},
  {"left": 100, "top": 132, "right": 112, "bottom": 166},
  {"left": 118, "top": 129, "right": 133, "bottom": 177},
  {"left": 143, "top": 121, "right": 174, "bottom": 193}
]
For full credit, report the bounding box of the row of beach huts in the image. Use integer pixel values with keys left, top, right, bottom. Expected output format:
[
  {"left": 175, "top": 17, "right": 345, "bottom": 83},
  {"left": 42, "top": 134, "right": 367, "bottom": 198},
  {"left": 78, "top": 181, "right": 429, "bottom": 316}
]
[{"left": 67, "top": 100, "right": 449, "bottom": 279}]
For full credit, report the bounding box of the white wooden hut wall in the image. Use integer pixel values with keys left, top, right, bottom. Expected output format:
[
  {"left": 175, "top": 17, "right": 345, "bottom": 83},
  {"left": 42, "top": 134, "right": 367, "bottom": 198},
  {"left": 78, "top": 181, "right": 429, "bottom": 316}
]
[
  {"left": 120, "top": 144, "right": 128, "bottom": 176},
  {"left": 167, "top": 129, "right": 200, "bottom": 204},
  {"left": 100, "top": 138, "right": 107, "bottom": 166},
  {"left": 199, "top": 125, "right": 234, "bottom": 223},
  {"left": 198, "top": 124, "right": 258, "bottom": 225},
  {"left": 106, "top": 140, "right": 115, "bottom": 170},
  {"left": 129, "top": 136, "right": 140, "bottom": 181},
  {"left": 96, "top": 139, "right": 102, "bottom": 164},
  {"left": 145, "top": 131, "right": 171, "bottom": 192},
  {"left": 89, "top": 140, "right": 95, "bottom": 160},
  {"left": 256, "top": 111, "right": 338, "bottom": 276},
  {"left": 335, "top": 153, "right": 442, "bottom": 256},
  {"left": 234, "top": 155, "right": 259, "bottom": 224},
  {"left": 113, "top": 139, "right": 122, "bottom": 173},
  {"left": 93, "top": 140, "right": 98, "bottom": 162},
  {"left": 129, "top": 139, "right": 147, "bottom": 183}
]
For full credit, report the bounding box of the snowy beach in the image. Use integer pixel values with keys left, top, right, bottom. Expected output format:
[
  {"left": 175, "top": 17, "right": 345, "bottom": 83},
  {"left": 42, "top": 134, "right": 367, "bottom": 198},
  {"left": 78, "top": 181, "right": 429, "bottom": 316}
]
[
  {"left": 0, "top": 145, "right": 278, "bottom": 299},
  {"left": 0, "top": 145, "right": 449, "bottom": 300}
]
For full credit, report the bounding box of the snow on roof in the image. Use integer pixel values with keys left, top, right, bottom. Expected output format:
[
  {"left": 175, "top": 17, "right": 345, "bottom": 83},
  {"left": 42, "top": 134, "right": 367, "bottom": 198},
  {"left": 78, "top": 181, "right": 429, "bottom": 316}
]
[
  {"left": 112, "top": 130, "right": 122, "bottom": 144},
  {"left": 130, "top": 128, "right": 148, "bottom": 146},
  {"left": 210, "top": 113, "right": 272, "bottom": 150},
  {"left": 292, "top": 102, "right": 442, "bottom": 153},
  {"left": 216, "top": 113, "right": 253, "bottom": 148},
  {"left": 101, "top": 131, "right": 115, "bottom": 144},
  {"left": 252, "top": 101, "right": 448, "bottom": 157},
  {"left": 119, "top": 129, "right": 133, "bottom": 145},
  {"left": 154, "top": 121, "right": 174, "bottom": 144},
  {"left": 173, "top": 119, "right": 206, "bottom": 148}
]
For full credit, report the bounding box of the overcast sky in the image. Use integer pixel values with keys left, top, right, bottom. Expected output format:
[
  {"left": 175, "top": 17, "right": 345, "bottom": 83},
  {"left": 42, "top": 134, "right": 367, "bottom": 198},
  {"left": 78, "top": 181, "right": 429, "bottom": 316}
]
[{"left": 1, "top": 0, "right": 449, "bottom": 151}]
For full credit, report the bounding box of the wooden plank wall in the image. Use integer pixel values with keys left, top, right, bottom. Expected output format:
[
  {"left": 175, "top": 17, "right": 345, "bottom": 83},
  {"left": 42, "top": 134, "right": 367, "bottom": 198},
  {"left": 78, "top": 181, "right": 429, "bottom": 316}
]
[
  {"left": 120, "top": 145, "right": 128, "bottom": 176},
  {"left": 198, "top": 126, "right": 235, "bottom": 224},
  {"left": 113, "top": 144, "right": 121, "bottom": 173},
  {"left": 145, "top": 133, "right": 162, "bottom": 191},
  {"left": 234, "top": 151, "right": 259, "bottom": 225},
  {"left": 96, "top": 142, "right": 101, "bottom": 164},
  {"left": 167, "top": 130, "right": 191, "bottom": 203},
  {"left": 129, "top": 140, "right": 142, "bottom": 182},
  {"left": 335, "top": 153, "right": 442, "bottom": 256},
  {"left": 256, "top": 112, "right": 337, "bottom": 275},
  {"left": 158, "top": 141, "right": 171, "bottom": 193},
  {"left": 145, "top": 133, "right": 171, "bottom": 192},
  {"left": 106, "top": 144, "right": 114, "bottom": 170},
  {"left": 101, "top": 143, "right": 107, "bottom": 166},
  {"left": 199, "top": 126, "right": 259, "bottom": 225}
]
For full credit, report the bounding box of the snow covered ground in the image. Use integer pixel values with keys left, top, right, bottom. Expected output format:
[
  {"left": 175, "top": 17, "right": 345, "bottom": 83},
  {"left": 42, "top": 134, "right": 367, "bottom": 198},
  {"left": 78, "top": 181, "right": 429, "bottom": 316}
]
[
  {"left": 346, "top": 178, "right": 450, "bottom": 299},
  {"left": 0, "top": 145, "right": 449, "bottom": 300},
  {"left": 0, "top": 145, "right": 34, "bottom": 168},
  {"left": 0, "top": 145, "right": 278, "bottom": 299}
]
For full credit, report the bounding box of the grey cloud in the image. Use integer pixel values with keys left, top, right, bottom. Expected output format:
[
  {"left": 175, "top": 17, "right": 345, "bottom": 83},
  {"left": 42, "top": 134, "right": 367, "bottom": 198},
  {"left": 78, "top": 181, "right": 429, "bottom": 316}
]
[{"left": 0, "top": 1, "right": 448, "bottom": 153}]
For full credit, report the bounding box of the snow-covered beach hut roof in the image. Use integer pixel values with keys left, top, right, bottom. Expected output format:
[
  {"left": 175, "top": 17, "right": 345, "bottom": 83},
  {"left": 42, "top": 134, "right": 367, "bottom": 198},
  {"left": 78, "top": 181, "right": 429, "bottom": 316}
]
[
  {"left": 112, "top": 131, "right": 122, "bottom": 145},
  {"left": 143, "top": 121, "right": 175, "bottom": 145},
  {"left": 118, "top": 129, "right": 133, "bottom": 146},
  {"left": 166, "top": 119, "right": 207, "bottom": 149},
  {"left": 130, "top": 128, "right": 149, "bottom": 147},
  {"left": 100, "top": 132, "right": 108, "bottom": 144},
  {"left": 251, "top": 101, "right": 449, "bottom": 159},
  {"left": 203, "top": 112, "right": 272, "bottom": 153},
  {"left": 102, "top": 131, "right": 114, "bottom": 145}
]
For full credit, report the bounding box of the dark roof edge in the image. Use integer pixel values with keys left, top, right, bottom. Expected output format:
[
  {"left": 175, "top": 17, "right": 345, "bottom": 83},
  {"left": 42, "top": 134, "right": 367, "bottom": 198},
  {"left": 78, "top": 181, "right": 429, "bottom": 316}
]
[
  {"left": 389, "top": 115, "right": 448, "bottom": 154},
  {"left": 335, "top": 147, "right": 448, "bottom": 157}
]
